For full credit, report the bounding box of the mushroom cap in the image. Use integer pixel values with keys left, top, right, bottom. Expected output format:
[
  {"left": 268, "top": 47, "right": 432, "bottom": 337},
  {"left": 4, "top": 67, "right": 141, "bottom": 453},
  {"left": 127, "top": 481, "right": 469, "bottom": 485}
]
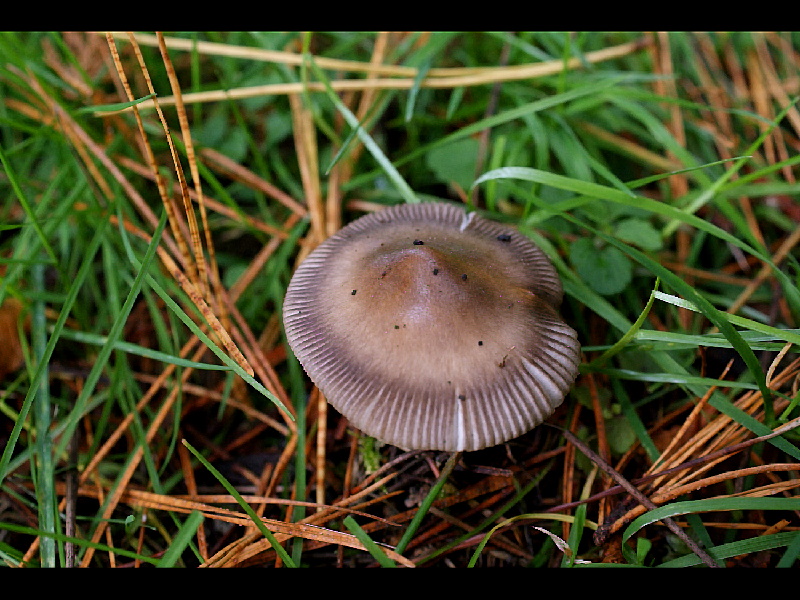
[{"left": 282, "top": 202, "right": 580, "bottom": 452}]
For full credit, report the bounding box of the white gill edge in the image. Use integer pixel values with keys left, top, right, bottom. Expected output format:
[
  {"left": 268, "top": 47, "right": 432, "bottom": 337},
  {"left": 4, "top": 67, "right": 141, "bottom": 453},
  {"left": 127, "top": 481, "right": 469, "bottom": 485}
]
[
  {"left": 459, "top": 210, "right": 476, "bottom": 232},
  {"left": 455, "top": 393, "right": 466, "bottom": 451}
]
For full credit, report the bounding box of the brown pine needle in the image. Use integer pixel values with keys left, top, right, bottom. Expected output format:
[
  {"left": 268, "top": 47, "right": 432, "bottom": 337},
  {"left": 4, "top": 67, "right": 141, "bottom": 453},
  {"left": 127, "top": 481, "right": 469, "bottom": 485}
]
[
  {"left": 122, "top": 32, "right": 203, "bottom": 291},
  {"left": 104, "top": 33, "right": 195, "bottom": 276},
  {"left": 155, "top": 31, "right": 214, "bottom": 301}
]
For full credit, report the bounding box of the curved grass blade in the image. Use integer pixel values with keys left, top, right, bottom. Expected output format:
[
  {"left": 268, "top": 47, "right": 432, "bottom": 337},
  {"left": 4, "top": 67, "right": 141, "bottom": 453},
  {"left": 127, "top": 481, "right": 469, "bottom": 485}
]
[
  {"left": 654, "top": 291, "right": 800, "bottom": 347},
  {"left": 592, "top": 368, "right": 760, "bottom": 390},
  {"left": 632, "top": 328, "right": 800, "bottom": 352},
  {"left": 623, "top": 496, "right": 800, "bottom": 540},
  {"left": 590, "top": 278, "right": 660, "bottom": 366},
  {"left": 625, "top": 156, "right": 751, "bottom": 190}
]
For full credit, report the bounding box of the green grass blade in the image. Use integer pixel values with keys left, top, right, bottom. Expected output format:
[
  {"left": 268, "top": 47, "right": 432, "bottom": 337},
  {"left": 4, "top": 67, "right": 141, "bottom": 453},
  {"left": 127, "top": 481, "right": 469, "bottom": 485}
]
[
  {"left": 157, "top": 510, "right": 204, "bottom": 567},
  {"left": 0, "top": 521, "right": 161, "bottom": 567},
  {"left": 776, "top": 530, "right": 800, "bottom": 568},
  {"left": 31, "top": 259, "right": 56, "bottom": 567},
  {"left": 304, "top": 52, "right": 419, "bottom": 204},
  {"left": 631, "top": 328, "right": 800, "bottom": 352},
  {"left": 660, "top": 531, "right": 799, "bottom": 568},
  {"left": 0, "top": 142, "right": 60, "bottom": 273},
  {"left": 654, "top": 291, "right": 800, "bottom": 347},
  {"left": 394, "top": 452, "right": 459, "bottom": 555},
  {"left": 405, "top": 60, "right": 431, "bottom": 123},
  {"left": 625, "top": 156, "right": 751, "bottom": 190},
  {"left": 80, "top": 93, "right": 157, "bottom": 114},
  {"left": 181, "top": 439, "right": 296, "bottom": 567},
  {"left": 623, "top": 497, "right": 800, "bottom": 544},
  {"left": 590, "top": 278, "right": 660, "bottom": 366},
  {"left": 561, "top": 499, "right": 588, "bottom": 568},
  {"left": 612, "top": 377, "right": 660, "bottom": 462},
  {"left": 594, "top": 368, "right": 759, "bottom": 390},
  {"left": 56, "top": 328, "right": 236, "bottom": 371},
  {"left": 343, "top": 516, "right": 397, "bottom": 567}
]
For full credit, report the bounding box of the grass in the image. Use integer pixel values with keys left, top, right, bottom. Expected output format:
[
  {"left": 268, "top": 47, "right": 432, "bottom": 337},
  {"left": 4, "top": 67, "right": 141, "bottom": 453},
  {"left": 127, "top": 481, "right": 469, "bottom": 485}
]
[{"left": 0, "top": 31, "right": 799, "bottom": 568}]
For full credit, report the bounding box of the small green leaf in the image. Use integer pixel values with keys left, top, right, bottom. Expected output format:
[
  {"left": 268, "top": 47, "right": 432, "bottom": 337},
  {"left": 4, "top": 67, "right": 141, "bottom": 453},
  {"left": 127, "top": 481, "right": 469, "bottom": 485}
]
[
  {"left": 614, "top": 217, "right": 663, "bottom": 251},
  {"left": 425, "top": 137, "right": 480, "bottom": 192},
  {"left": 636, "top": 537, "right": 652, "bottom": 566},
  {"left": 570, "top": 237, "right": 632, "bottom": 296},
  {"left": 606, "top": 415, "right": 637, "bottom": 455}
]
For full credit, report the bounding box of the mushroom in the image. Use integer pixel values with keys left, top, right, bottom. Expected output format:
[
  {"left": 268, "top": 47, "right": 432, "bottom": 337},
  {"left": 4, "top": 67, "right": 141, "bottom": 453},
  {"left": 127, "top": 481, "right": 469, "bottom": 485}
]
[{"left": 282, "top": 202, "right": 580, "bottom": 452}]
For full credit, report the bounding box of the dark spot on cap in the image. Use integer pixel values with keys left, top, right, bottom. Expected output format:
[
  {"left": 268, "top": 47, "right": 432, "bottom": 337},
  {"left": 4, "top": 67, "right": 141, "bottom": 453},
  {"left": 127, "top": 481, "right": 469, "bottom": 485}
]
[
  {"left": 461, "top": 274, "right": 468, "bottom": 281},
  {"left": 458, "top": 394, "right": 466, "bottom": 401},
  {"left": 413, "top": 239, "right": 424, "bottom": 245},
  {"left": 497, "top": 234, "right": 512, "bottom": 242},
  {"left": 433, "top": 268, "right": 439, "bottom": 275},
  {"left": 351, "top": 289, "right": 357, "bottom": 295},
  {"left": 478, "top": 341, "right": 483, "bottom": 346}
]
